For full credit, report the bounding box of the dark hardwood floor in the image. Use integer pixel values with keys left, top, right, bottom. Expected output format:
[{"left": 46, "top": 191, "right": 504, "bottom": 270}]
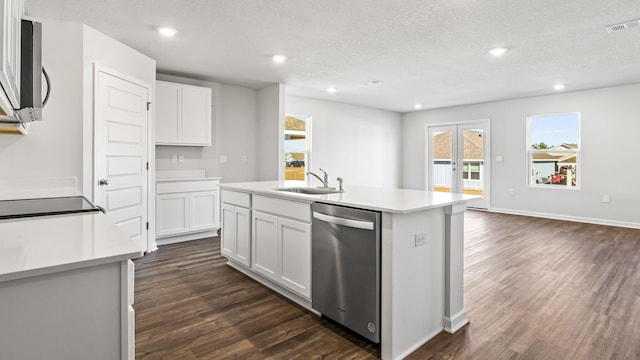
[{"left": 135, "top": 211, "right": 640, "bottom": 359}]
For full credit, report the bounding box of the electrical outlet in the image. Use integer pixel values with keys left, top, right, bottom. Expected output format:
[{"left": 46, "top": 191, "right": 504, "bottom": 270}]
[
  {"left": 241, "top": 155, "right": 248, "bottom": 163},
  {"left": 178, "top": 155, "right": 184, "bottom": 163},
  {"left": 219, "top": 155, "right": 228, "bottom": 164},
  {"left": 508, "top": 188, "right": 515, "bottom": 197},
  {"left": 602, "top": 194, "right": 610, "bottom": 203},
  {"left": 171, "top": 155, "right": 177, "bottom": 163},
  {"left": 415, "top": 233, "right": 427, "bottom": 247}
]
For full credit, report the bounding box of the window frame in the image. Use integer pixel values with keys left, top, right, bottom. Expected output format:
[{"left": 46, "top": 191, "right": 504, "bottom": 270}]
[
  {"left": 526, "top": 112, "right": 581, "bottom": 190},
  {"left": 283, "top": 114, "right": 312, "bottom": 181}
]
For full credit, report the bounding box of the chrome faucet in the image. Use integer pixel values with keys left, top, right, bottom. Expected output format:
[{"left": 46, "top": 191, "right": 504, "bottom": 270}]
[
  {"left": 336, "top": 177, "right": 343, "bottom": 191},
  {"left": 307, "top": 168, "right": 329, "bottom": 188}
]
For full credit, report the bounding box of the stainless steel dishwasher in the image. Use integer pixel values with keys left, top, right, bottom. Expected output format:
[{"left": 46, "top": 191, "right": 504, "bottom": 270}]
[{"left": 311, "top": 202, "right": 381, "bottom": 343}]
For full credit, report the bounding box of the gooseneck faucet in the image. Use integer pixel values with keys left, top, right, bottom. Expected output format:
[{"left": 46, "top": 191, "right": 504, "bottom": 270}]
[{"left": 307, "top": 168, "right": 329, "bottom": 188}]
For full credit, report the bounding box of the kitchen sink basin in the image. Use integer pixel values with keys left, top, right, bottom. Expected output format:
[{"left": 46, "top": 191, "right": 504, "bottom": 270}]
[{"left": 274, "top": 187, "right": 343, "bottom": 195}]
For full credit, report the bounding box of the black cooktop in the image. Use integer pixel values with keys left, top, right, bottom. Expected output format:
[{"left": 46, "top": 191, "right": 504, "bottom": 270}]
[{"left": 0, "top": 196, "right": 101, "bottom": 220}]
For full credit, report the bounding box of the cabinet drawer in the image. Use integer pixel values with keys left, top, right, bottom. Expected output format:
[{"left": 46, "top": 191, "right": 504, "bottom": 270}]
[
  {"left": 221, "top": 189, "right": 251, "bottom": 208},
  {"left": 253, "top": 195, "right": 311, "bottom": 223},
  {"left": 157, "top": 179, "right": 219, "bottom": 194}
]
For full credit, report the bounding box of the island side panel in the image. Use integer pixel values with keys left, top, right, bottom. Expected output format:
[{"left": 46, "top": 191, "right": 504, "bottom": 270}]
[
  {"left": 444, "top": 203, "right": 468, "bottom": 332},
  {"left": 381, "top": 209, "right": 445, "bottom": 360}
]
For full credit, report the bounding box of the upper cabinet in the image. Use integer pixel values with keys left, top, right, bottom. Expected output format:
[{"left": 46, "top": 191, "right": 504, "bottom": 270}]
[
  {"left": 155, "top": 80, "right": 212, "bottom": 146},
  {"left": 0, "top": 0, "right": 24, "bottom": 117}
]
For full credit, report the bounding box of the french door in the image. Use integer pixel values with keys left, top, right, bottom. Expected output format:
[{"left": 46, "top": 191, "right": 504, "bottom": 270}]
[{"left": 427, "top": 120, "right": 490, "bottom": 209}]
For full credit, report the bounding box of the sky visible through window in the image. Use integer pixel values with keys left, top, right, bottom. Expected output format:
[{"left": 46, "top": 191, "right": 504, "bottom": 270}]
[{"left": 530, "top": 113, "right": 579, "bottom": 148}]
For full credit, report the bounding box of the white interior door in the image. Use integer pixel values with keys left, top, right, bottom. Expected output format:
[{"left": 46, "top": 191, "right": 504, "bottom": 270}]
[
  {"left": 427, "top": 121, "right": 490, "bottom": 209},
  {"left": 94, "top": 65, "right": 150, "bottom": 251}
]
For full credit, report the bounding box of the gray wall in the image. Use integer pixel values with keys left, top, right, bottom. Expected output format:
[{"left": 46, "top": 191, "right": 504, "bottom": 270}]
[
  {"left": 286, "top": 95, "right": 402, "bottom": 188},
  {"left": 155, "top": 74, "right": 258, "bottom": 183},
  {"left": 402, "top": 83, "right": 640, "bottom": 226}
]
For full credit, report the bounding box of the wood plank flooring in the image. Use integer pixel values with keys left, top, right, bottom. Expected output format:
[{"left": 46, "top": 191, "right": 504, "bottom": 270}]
[{"left": 135, "top": 211, "right": 640, "bottom": 359}]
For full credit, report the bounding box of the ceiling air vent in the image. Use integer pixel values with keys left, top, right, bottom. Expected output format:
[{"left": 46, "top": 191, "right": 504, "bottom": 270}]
[{"left": 606, "top": 19, "right": 640, "bottom": 33}]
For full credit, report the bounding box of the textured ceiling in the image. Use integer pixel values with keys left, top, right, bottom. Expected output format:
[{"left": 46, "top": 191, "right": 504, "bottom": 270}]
[{"left": 26, "top": 0, "right": 640, "bottom": 112}]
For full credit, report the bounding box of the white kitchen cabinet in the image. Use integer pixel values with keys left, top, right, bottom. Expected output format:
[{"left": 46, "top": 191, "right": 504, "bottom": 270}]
[
  {"left": 221, "top": 190, "right": 251, "bottom": 267},
  {"left": 156, "top": 193, "right": 189, "bottom": 236},
  {"left": 251, "top": 195, "right": 312, "bottom": 298},
  {"left": 0, "top": 0, "right": 24, "bottom": 116},
  {"left": 277, "top": 217, "right": 311, "bottom": 297},
  {"left": 156, "top": 178, "right": 220, "bottom": 242},
  {"left": 252, "top": 210, "right": 278, "bottom": 280},
  {"left": 155, "top": 80, "right": 212, "bottom": 146}
]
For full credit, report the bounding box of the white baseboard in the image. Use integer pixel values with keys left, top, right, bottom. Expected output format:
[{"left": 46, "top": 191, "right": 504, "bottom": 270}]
[
  {"left": 156, "top": 230, "right": 218, "bottom": 245},
  {"left": 488, "top": 208, "right": 640, "bottom": 229},
  {"left": 395, "top": 327, "right": 444, "bottom": 360},
  {"left": 443, "top": 309, "right": 468, "bottom": 333}
]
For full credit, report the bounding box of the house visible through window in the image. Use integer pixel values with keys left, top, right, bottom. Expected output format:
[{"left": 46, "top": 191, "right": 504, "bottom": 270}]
[
  {"left": 284, "top": 115, "right": 311, "bottom": 180},
  {"left": 527, "top": 113, "right": 580, "bottom": 188}
]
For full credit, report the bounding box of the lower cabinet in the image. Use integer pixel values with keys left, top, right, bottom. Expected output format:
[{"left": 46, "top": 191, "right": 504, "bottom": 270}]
[
  {"left": 156, "top": 178, "right": 220, "bottom": 240},
  {"left": 252, "top": 210, "right": 311, "bottom": 298},
  {"left": 221, "top": 203, "right": 251, "bottom": 267}
]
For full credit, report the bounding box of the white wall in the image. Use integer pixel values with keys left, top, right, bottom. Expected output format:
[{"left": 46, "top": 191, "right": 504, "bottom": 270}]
[
  {"left": 155, "top": 74, "right": 259, "bottom": 183},
  {"left": 403, "top": 83, "right": 640, "bottom": 226},
  {"left": 286, "top": 96, "right": 402, "bottom": 188},
  {"left": 257, "top": 83, "right": 285, "bottom": 181},
  {"left": 0, "top": 20, "right": 84, "bottom": 183}
]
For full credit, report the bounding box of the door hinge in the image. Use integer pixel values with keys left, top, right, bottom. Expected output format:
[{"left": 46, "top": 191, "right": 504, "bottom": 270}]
[
  {"left": 146, "top": 222, "right": 149, "bottom": 230},
  {"left": 146, "top": 162, "right": 149, "bottom": 170},
  {"left": 146, "top": 101, "right": 151, "bottom": 111}
]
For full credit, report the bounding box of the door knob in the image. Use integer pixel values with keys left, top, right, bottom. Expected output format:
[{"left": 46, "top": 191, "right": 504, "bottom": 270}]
[{"left": 98, "top": 179, "right": 110, "bottom": 186}]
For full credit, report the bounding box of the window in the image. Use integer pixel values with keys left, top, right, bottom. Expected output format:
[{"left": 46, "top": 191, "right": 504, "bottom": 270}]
[
  {"left": 283, "top": 115, "right": 311, "bottom": 181},
  {"left": 463, "top": 162, "right": 481, "bottom": 180},
  {"left": 527, "top": 113, "right": 580, "bottom": 188}
]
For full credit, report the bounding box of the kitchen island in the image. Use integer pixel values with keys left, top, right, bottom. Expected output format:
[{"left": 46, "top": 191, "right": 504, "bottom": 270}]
[
  {"left": 219, "top": 180, "right": 474, "bottom": 360},
  {"left": 0, "top": 212, "right": 143, "bottom": 360}
]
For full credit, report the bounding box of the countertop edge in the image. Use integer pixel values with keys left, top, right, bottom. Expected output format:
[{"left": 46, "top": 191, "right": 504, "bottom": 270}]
[
  {"left": 219, "top": 183, "right": 472, "bottom": 214},
  {"left": 157, "top": 177, "right": 221, "bottom": 182},
  {"left": 0, "top": 250, "right": 143, "bottom": 283}
]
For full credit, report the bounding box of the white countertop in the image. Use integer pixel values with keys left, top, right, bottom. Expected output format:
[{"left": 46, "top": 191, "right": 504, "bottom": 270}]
[
  {"left": 0, "top": 212, "right": 144, "bottom": 282},
  {"left": 156, "top": 169, "right": 220, "bottom": 182},
  {"left": 220, "top": 181, "right": 476, "bottom": 214},
  {"left": 156, "top": 176, "right": 221, "bottom": 182}
]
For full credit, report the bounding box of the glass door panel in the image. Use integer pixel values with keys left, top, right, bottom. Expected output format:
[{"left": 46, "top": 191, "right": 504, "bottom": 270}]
[{"left": 428, "top": 126, "right": 457, "bottom": 193}]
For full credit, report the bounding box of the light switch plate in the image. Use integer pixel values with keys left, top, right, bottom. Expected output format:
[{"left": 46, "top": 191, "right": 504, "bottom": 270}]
[{"left": 219, "top": 155, "right": 228, "bottom": 163}]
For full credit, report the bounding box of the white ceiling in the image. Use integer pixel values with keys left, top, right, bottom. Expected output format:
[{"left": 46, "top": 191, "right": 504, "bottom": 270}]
[{"left": 26, "top": 0, "right": 640, "bottom": 112}]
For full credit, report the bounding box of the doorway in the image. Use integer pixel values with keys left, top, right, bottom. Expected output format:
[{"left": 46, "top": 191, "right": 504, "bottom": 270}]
[
  {"left": 426, "top": 120, "right": 490, "bottom": 209},
  {"left": 93, "top": 64, "right": 151, "bottom": 252}
]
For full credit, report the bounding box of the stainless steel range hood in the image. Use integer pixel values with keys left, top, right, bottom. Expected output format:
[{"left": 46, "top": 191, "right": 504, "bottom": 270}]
[{"left": 0, "top": 19, "right": 51, "bottom": 135}]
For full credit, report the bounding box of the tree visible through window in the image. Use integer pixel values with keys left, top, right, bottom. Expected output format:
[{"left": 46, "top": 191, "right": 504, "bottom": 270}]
[
  {"left": 284, "top": 115, "right": 311, "bottom": 180},
  {"left": 527, "top": 113, "right": 580, "bottom": 187}
]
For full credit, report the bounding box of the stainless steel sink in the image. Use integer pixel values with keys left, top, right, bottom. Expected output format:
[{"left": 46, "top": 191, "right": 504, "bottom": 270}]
[{"left": 274, "top": 187, "right": 343, "bottom": 195}]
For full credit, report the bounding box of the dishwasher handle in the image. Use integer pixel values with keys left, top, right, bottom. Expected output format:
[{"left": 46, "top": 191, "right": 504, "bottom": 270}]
[{"left": 313, "top": 211, "right": 374, "bottom": 230}]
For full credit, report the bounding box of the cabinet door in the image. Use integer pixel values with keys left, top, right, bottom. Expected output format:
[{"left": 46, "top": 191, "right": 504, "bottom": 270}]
[
  {"left": 156, "top": 193, "right": 189, "bottom": 236},
  {"left": 252, "top": 211, "right": 278, "bottom": 280},
  {"left": 190, "top": 191, "right": 216, "bottom": 232},
  {"left": 155, "top": 81, "right": 181, "bottom": 144},
  {"left": 221, "top": 203, "right": 235, "bottom": 258},
  {"left": 278, "top": 218, "right": 311, "bottom": 298},
  {"left": 181, "top": 84, "right": 211, "bottom": 146},
  {"left": 234, "top": 206, "right": 251, "bottom": 267}
]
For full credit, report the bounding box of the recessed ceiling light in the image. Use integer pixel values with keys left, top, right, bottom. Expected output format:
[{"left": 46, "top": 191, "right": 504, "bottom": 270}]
[
  {"left": 553, "top": 84, "right": 566, "bottom": 90},
  {"left": 157, "top": 27, "right": 177, "bottom": 37},
  {"left": 272, "top": 54, "right": 287, "bottom": 63},
  {"left": 363, "top": 80, "right": 383, "bottom": 86},
  {"left": 326, "top": 87, "right": 337, "bottom": 93},
  {"left": 414, "top": 103, "right": 423, "bottom": 109},
  {"left": 488, "top": 47, "right": 508, "bottom": 57}
]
